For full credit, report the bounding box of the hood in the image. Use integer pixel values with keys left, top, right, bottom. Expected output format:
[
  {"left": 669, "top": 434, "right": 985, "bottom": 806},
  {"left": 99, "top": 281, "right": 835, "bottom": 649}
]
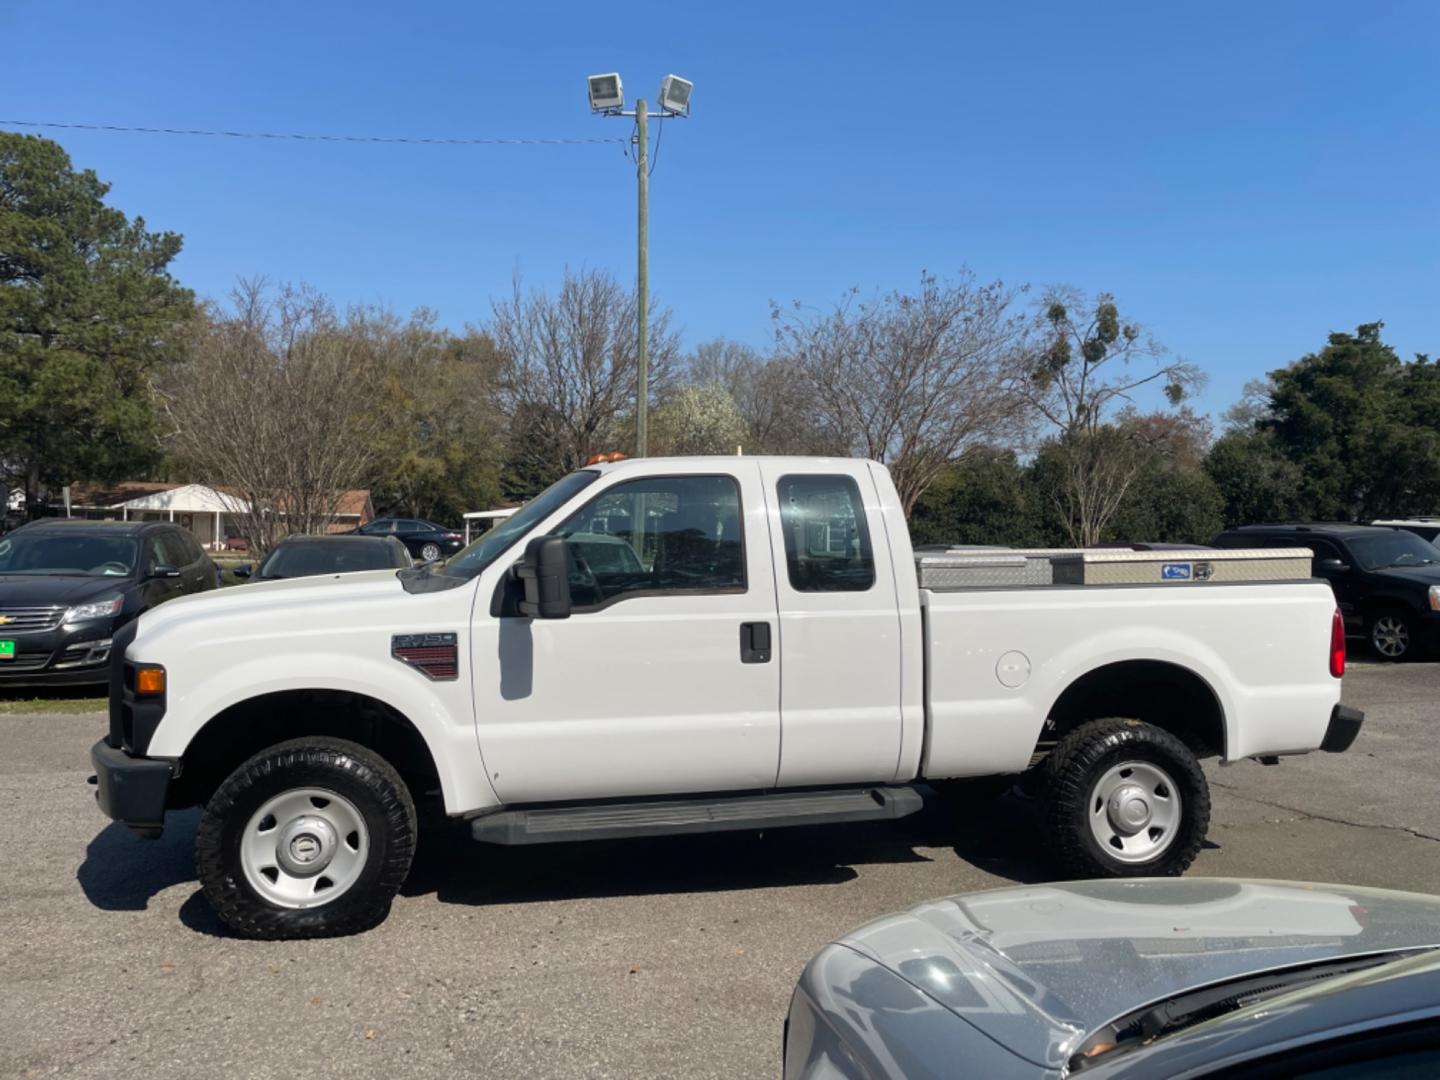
[
  {"left": 837, "top": 878, "right": 1440, "bottom": 1070},
  {"left": 1370, "top": 564, "right": 1440, "bottom": 586},
  {"left": 0, "top": 574, "right": 134, "bottom": 608},
  {"left": 132, "top": 568, "right": 405, "bottom": 645}
]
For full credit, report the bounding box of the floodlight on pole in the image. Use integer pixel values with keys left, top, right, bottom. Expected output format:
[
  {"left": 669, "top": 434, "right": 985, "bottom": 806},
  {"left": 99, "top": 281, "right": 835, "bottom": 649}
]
[
  {"left": 587, "top": 73, "right": 624, "bottom": 114},
  {"left": 587, "top": 71, "right": 692, "bottom": 458}
]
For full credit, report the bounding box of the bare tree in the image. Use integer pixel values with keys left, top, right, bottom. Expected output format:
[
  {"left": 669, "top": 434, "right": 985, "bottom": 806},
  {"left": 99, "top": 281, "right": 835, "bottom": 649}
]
[
  {"left": 489, "top": 269, "right": 678, "bottom": 481},
  {"left": 163, "top": 280, "right": 391, "bottom": 553},
  {"left": 683, "top": 339, "right": 839, "bottom": 455},
  {"left": 1026, "top": 287, "right": 1204, "bottom": 545},
  {"left": 772, "top": 272, "right": 1034, "bottom": 513}
]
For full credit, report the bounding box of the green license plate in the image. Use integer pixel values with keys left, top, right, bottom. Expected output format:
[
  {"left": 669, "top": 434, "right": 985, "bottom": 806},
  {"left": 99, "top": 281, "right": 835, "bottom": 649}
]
[{"left": 0, "top": 641, "right": 14, "bottom": 661}]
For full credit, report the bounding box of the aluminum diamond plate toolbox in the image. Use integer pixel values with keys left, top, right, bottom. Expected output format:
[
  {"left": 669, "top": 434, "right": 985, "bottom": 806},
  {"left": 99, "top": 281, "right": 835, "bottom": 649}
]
[
  {"left": 1049, "top": 547, "right": 1314, "bottom": 585},
  {"left": 915, "top": 548, "right": 1071, "bottom": 589},
  {"left": 915, "top": 546, "right": 1315, "bottom": 589}
]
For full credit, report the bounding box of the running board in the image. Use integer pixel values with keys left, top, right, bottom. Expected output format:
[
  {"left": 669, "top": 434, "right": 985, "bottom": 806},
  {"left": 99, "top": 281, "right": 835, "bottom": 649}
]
[{"left": 470, "top": 785, "right": 925, "bottom": 845}]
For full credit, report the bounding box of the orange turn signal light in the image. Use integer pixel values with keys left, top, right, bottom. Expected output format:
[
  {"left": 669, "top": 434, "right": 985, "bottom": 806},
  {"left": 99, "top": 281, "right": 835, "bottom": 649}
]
[
  {"left": 585, "top": 451, "right": 629, "bottom": 465},
  {"left": 135, "top": 667, "right": 166, "bottom": 695}
]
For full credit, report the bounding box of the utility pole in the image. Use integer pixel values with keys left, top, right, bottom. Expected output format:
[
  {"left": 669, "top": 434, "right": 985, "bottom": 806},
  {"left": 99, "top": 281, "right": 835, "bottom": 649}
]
[
  {"left": 634, "top": 100, "right": 649, "bottom": 457},
  {"left": 586, "top": 72, "right": 691, "bottom": 460}
]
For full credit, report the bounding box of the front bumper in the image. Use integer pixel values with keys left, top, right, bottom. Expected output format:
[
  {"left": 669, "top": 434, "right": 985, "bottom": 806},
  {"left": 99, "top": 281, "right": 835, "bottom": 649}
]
[
  {"left": 1321, "top": 704, "right": 1365, "bottom": 753},
  {"left": 90, "top": 738, "right": 173, "bottom": 837},
  {"left": 0, "top": 617, "right": 120, "bottom": 687}
]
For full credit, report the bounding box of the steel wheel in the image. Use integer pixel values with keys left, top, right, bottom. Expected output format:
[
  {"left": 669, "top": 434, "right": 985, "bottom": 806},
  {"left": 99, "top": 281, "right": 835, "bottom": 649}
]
[
  {"left": 1085, "top": 760, "right": 1182, "bottom": 864},
  {"left": 420, "top": 542, "right": 441, "bottom": 562},
  {"left": 240, "top": 787, "right": 370, "bottom": 909},
  {"left": 1370, "top": 615, "right": 1410, "bottom": 659}
]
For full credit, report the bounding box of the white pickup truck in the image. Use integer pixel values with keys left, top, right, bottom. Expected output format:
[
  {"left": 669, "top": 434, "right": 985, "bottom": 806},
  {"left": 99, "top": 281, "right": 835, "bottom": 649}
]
[{"left": 90, "top": 456, "right": 1363, "bottom": 939}]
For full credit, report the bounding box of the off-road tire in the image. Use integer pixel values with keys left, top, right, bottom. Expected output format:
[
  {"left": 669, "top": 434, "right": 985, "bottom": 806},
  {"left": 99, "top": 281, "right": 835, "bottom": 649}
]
[
  {"left": 196, "top": 737, "right": 417, "bottom": 940},
  {"left": 1043, "top": 718, "right": 1209, "bottom": 878}
]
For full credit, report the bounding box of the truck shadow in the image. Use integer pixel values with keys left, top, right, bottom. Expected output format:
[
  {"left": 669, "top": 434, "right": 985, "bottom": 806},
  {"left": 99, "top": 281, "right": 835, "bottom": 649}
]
[
  {"left": 76, "top": 809, "right": 201, "bottom": 913},
  {"left": 407, "top": 792, "right": 1056, "bottom": 908},
  {"left": 73, "top": 794, "right": 1056, "bottom": 937}
]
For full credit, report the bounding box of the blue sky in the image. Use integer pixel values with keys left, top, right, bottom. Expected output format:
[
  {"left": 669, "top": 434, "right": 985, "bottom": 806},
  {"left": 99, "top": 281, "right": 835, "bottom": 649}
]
[{"left": 5, "top": 1, "right": 1436, "bottom": 419}]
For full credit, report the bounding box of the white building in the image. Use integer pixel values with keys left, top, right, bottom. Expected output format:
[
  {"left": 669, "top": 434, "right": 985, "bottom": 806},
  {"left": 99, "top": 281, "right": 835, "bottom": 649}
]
[{"left": 51, "top": 482, "right": 374, "bottom": 549}]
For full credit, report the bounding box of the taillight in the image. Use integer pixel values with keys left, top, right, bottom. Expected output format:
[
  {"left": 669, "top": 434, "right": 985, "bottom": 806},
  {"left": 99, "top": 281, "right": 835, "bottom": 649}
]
[{"left": 1330, "top": 608, "right": 1346, "bottom": 678}]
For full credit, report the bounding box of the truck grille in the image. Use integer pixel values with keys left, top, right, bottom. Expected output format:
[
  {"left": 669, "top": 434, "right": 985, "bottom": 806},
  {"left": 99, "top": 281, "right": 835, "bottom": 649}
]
[{"left": 0, "top": 606, "right": 65, "bottom": 633}]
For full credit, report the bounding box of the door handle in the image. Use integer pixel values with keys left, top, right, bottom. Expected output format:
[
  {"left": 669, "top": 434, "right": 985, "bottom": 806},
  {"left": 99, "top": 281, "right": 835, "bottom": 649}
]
[{"left": 740, "top": 622, "right": 771, "bottom": 664}]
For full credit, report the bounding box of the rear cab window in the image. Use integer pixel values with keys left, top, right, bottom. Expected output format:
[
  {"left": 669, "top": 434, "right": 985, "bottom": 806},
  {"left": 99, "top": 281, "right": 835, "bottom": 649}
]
[{"left": 775, "top": 474, "right": 875, "bottom": 592}]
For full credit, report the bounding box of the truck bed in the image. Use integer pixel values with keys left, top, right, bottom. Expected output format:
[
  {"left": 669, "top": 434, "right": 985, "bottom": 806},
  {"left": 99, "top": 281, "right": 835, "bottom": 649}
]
[{"left": 918, "top": 573, "right": 1339, "bottom": 779}]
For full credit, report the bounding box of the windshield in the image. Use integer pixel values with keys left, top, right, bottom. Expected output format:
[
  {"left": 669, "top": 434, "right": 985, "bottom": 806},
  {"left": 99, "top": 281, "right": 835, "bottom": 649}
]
[
  {"left": 437, "top": 471, "right": 600, "bottom": 581},
  {"left": 1348, "top": 531, "right": 1440, "bottom": 570},
  {"left": 0, "top": 532, "right": 137, "bottom": 577},
  {"left": 258, "top": 541, "right": 402, "bottom": 579}
]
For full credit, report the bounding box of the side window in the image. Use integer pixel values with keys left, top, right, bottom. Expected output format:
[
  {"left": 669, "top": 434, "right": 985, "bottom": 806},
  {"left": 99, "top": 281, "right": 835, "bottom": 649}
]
[
  {"left": 1304, "top": 537, "right": 1343, "bottom": 573},
  {"left": 173, "top": 530, "right": 203, "bottom": 565},
  {"left": 550, "top": 474, "right": 745, "bottom": 609},
  {"left": 145, "top": 534, "right": 181, "bottom": 572},
  {"left": 776, "top": 474, "right": 875, "bottom": 593}
]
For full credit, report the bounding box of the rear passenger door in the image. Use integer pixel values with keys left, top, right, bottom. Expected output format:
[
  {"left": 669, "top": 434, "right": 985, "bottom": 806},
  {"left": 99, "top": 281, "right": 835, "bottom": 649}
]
[{"left": 758, "top": 464, "right": 904, "bottom": 787}]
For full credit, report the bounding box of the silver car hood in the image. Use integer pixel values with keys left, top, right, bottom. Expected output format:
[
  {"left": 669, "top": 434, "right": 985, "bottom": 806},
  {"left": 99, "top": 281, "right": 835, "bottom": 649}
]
[{"left": 837, "top": 878, "right": 1440, "bottom": 1070}]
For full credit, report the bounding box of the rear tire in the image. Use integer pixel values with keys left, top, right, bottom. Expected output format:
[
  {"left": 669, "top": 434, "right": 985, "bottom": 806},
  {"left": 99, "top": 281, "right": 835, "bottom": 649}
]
[
  {"left": 196, "top": 737, "right": 417, "bottom": 940},
  {"left": 420, "top": 542, "right": 442, "bottom": 562},
  {"left": 1043, "top": 718, "right": 1209, "bottom": 878}
]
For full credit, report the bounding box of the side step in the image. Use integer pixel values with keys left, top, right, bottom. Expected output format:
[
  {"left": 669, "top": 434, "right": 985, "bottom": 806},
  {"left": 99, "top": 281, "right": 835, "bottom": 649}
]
[{"left": 470, "top": 785, "right": 925, "bottom": 846}]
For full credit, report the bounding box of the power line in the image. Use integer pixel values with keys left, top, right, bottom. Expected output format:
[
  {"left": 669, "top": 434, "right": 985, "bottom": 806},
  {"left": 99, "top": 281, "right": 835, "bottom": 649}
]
[{"left": 1, "top": 119, "right": 627, "bottom": 147}]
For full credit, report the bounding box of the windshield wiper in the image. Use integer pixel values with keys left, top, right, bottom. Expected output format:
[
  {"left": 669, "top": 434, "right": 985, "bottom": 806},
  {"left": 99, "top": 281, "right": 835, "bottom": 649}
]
[{"left": 1070, "top": 950, "right": 1430, "bottom": 1070}]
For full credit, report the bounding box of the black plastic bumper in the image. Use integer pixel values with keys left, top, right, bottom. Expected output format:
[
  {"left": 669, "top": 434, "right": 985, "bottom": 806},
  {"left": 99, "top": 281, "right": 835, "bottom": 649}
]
[
  {"left": 1321, "top": 704, "right": 1365, "bottom": 753},
  {"left": 91, "top": 738, "right": 172, "bottom": 836}
]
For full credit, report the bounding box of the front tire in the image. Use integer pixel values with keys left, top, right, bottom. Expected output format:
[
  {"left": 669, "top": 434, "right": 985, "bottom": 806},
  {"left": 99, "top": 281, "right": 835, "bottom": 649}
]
[
  {"left": 196, "top": 737, "right": 417, "bottom": 940},
  {"left": 1043, "top": 718, "right": 1209, "bottom": 878},
  {"left": 1368, "top": 612, "right": 1412, "bottom": 660}
]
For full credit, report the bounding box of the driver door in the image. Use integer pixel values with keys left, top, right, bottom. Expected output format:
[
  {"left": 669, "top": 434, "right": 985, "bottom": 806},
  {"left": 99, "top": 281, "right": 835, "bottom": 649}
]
[{"left": 470, "top": 464, "right": 781, "bottom": 804}]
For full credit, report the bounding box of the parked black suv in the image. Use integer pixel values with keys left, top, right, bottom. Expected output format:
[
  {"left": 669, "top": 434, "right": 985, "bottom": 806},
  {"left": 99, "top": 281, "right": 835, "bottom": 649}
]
[
  {"left": 0, "top": 520, "right": 217, "bottom": 687},
  {"left": 1213, "top": 523, "right": 1440, "bottom": 660}
]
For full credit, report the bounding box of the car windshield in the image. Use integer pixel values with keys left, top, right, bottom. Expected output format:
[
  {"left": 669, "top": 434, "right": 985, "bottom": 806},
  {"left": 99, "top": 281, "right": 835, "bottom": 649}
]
[
  {"left": 0, "top": 532, "right": 137, "bottom": 577},
  {"left": 258, "top": 541, "right": 401, "bottom": 579},
  {"left": 436, "top": 471, "right": 600, "bottom": 581},
  {"left": 1348, "top": 531, "right": 1440, "bottom": 570}
]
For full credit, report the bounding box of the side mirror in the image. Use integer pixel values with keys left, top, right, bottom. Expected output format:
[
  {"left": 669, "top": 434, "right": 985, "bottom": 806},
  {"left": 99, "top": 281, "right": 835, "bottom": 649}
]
[
  {"left": 515, "top": 536, "right": 572, "bottom": 619},
  {"left": 232, "top": 565, "right": 252, "bottom": 579},
  {"left": 1317, "top": 558, "right": 1351, "bottom": 575},
  {"left": 151, "top": 564, "right": 182, "bottom": 579}
]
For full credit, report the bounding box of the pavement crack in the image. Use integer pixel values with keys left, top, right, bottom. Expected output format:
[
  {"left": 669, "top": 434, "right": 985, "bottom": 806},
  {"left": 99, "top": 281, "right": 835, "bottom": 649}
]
[{"left": 1211, "top": 782, "right": 1440, "bottom": 844}]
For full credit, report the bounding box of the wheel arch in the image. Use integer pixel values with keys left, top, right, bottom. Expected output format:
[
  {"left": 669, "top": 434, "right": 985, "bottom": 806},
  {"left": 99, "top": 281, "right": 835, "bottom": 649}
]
[
  {"left": 1040, "top": 659, "right": 1227, "bottom": 763},
  {"left": 170, "top": 689, "right": 446, "bottom": 816}
]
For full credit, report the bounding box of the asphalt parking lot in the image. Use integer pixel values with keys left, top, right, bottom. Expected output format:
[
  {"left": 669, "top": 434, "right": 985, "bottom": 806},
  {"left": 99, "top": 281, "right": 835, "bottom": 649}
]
[{"left": 2, "top": 661, "right": 1436, "bottom": 1080}]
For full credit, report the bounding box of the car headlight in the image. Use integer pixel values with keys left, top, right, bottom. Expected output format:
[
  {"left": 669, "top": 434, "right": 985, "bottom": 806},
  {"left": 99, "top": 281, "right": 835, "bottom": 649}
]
[
  {"left": 64, "top": 596, "right": 124, "bottom": 623},
  {"left": 1431, "top": 585, "right": 1440, "bottom": 612}
]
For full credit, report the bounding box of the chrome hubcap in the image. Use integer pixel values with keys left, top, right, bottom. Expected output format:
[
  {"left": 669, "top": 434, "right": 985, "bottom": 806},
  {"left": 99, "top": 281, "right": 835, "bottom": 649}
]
[
  {"left": 1372, "top": 617, "right": 1408, "bottom": 658},
  {"left": 1088, "top": 761, "right": 1182, "bottom": 864},
  {"left": 241, "top": 788, "right": 369, "bottom": 909}
]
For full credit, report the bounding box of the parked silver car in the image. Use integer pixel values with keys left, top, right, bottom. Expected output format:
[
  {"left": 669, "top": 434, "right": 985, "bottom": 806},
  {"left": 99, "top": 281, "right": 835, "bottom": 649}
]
[{"left": 784, "top": 878, "right": 1440, "bottom": 1078}]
